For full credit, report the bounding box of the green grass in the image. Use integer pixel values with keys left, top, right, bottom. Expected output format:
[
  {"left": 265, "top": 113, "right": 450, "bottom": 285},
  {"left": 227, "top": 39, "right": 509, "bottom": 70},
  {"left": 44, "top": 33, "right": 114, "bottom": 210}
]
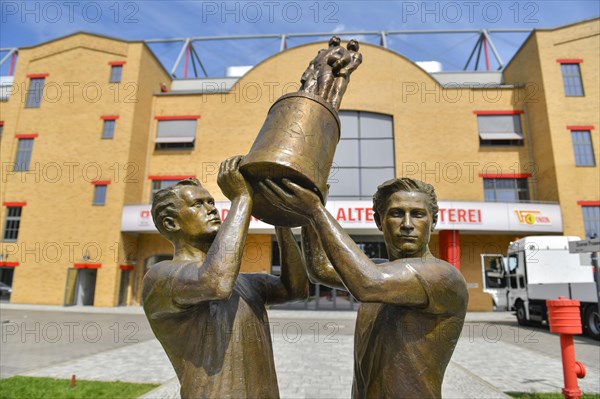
[
  {"left": 507, "top": 393, "right": 600, "bottom": 399},
  {"left": 0, "top": 376, "right": 159, "bottom": 399}
]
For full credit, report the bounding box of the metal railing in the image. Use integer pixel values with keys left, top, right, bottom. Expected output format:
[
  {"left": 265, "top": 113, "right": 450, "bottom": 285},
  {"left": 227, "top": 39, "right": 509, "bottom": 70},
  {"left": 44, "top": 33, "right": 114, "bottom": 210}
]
[
  {"left": 143, "top": 29, "right": 532, "bottom": 78},
  {"left": 1, "top": 29, "right": 533, "bottom": 79}
]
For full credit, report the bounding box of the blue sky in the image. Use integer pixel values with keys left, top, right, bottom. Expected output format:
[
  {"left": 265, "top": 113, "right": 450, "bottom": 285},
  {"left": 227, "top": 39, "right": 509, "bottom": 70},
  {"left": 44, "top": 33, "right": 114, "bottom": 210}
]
[{"left": 1, "top": 1, "right": 599, "bottom": 76}]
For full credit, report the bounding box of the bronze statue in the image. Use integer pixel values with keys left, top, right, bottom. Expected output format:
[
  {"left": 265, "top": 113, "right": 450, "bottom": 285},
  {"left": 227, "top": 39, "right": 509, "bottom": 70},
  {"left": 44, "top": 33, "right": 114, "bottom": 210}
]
[
  {"left": 300, "top": 35, "right": 359, "bottom": 108},
  {"left": 259, "top": 177, "right": 469, "bottom": 399},
  {"left": 299, "top": 47, "right": 321, "bottom": 94},
  {"left": 328, "top": 40, "right": 363, "bottom": 110},
  {"left": 300, "top": 36, "right": 347, "bottom": 96},
  {"left": 240, "top": 36, "right": 361, "bottom": 227},
  {"left": 142, "top": 156, "right": 309, "bottom": 399},
  {"left": 314, "top": 36, "right": 350, "bottom": 100}
]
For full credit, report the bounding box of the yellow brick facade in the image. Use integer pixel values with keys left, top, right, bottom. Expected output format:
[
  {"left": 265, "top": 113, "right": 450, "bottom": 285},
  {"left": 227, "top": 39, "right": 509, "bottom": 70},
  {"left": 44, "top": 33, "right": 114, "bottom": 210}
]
[
  {"left": 0, "top": 33, "right": 171, "bottom": 306},
  {"left": 504, "top": 20, "right": 600, "bottom": 236},
  {"left": 1, "top": 20, "right": 598, "bottom": 310}
]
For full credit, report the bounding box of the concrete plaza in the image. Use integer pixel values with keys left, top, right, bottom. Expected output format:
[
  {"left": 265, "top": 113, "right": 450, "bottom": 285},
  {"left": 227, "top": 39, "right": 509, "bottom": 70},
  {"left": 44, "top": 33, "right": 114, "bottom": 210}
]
[{"left": 1, "top": 305, "right": 598, "bottom": 398}]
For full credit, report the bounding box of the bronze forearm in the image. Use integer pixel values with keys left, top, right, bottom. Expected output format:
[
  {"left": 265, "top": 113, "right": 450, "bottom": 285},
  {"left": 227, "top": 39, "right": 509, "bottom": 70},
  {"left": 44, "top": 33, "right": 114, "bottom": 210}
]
[
  {"left": 275, "top": 227, "right": 309, "bottom": 301},
  {"left": 309, "top": 205, "right": 427, "bottom": 305},
  {"left": 300, "top": 224, "right": 345, "bottom": 290}
]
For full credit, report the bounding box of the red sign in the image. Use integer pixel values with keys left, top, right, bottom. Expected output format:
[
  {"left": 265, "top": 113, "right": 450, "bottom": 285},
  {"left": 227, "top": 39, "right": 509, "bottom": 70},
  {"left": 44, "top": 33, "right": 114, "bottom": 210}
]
[
  {"left": 336, "top": 207, "right": 374, "bottom": 222},
  {"left": 439, "top": 208, "right": 482, "bottom": 223},
  {"left": 220, "top": 209, "right": 262, "bottom": 222}
]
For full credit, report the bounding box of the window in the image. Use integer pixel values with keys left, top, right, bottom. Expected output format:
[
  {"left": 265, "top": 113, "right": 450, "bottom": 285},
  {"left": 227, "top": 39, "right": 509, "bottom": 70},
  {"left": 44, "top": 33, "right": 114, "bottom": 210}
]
[
  {"left": 3, "top": 206, "right": 22, "bottom": 241},
  {"left": 93, "top": 185, "right": 108, "bottom": 206},
  {"left": 476, "top": 113, "right": 523, "bottom": 146},
  {"left": 581, "top": 206, "right": 599, "bottom": 239},
  {"left": 571, "top": 130, "right": 595, "bottom": 166},
  {"left": 110, "top": 65, "right": 123, "bottom": 83},
  {"left": 102, "top": 119, "right": 116, "bottom": 139},
  {"left": 155, "top": 118, "right": 198, "bottom": 150},
  {"left": 25, "top": 78, "right": 45, "bottom": 108},
  {"left": 560, "top": 63, "right": 584, "bottom": 97},
  {"left": 484, "top": 178, "right": 530, "bottom": 202},
  {"left": 14, "top": 138, "right": 34, "bottom": 171},
  {"left": 0, "top": 122, "right": 4, "bottom": 141},
  {"left": 328, "top": 111, "right": 395, "bottom": 199},
  {"left": 356, "top": 241, "right": 388, "bottom": 260},
  {"left": 150, "top": 179, "right": 180, "bottom": 202}
]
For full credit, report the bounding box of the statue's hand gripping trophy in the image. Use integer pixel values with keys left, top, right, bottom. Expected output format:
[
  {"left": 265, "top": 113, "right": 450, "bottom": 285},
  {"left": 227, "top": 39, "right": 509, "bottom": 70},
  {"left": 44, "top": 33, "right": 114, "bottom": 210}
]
[{"left": 239, "top": 36, "right": 362, "bottom": 226}]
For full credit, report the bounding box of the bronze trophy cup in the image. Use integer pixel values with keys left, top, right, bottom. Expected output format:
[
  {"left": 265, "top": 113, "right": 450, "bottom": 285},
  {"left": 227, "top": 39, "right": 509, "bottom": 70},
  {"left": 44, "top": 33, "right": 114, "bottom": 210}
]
[
  {"left": 240, "top": 37, "right": 362, "bottom": 227},
  {"left": 240, "top": 92, "right": 340, "bottom": 227}
]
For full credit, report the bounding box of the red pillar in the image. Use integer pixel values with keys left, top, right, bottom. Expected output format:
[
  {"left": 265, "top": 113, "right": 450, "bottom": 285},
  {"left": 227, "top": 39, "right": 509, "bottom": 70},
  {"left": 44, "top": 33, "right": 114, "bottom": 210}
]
[{"left": 439, "top": 230, "right": 461, "bottom": 269}]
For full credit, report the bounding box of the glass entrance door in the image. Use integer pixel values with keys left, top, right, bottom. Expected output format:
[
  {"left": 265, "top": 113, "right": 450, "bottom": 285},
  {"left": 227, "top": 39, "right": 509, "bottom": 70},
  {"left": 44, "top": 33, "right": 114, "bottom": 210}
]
[
  {"left": 64, "top": 268, "right": 78, "bottom": 306},
  {"left": 0, "top": 267, "right": 15, "bottom": 302},
  {"left": 118, "top": 269, "right": 131, "bottom": 306},
  {"left": 64, "top": 268, "right": 97, "bottom": 306}
]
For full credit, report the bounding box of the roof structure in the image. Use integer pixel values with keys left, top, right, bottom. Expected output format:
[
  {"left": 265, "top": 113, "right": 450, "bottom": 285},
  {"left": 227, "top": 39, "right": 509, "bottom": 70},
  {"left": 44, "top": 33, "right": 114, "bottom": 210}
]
[{"left": 1, "top": 28, "right": 535, "bottom": 79}]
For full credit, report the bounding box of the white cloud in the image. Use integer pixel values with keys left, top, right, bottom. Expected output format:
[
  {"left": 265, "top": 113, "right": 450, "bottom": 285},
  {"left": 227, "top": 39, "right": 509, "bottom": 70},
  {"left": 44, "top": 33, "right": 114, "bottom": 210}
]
[{"left": 333, "top": 24, "right": 346, "bottom": 33}]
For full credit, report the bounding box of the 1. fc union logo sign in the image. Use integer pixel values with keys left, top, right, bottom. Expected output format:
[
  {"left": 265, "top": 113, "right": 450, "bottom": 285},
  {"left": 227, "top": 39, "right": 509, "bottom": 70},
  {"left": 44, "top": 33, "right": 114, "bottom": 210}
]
[
  {"left": 515, "top": 210, "right": 552, "bottom": 225},
  {"left": 140, "top": 210, "right": 151, "bottom": 226}
]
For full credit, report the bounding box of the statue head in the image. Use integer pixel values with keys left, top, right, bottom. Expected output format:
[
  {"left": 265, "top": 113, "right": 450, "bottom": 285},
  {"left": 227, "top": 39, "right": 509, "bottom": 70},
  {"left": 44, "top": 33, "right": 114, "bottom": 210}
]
[
  {"left": 348, "top": 40, "right": 359, "bottom": 52},
  {"left": 329, "top": 36, "right": 341, "bottom": 47},
  {"left": 151, "top": 178, "right": 221, "bottom": 244},
  {"left": 372, "top": 178, "right": 438, "bottom": 259}
]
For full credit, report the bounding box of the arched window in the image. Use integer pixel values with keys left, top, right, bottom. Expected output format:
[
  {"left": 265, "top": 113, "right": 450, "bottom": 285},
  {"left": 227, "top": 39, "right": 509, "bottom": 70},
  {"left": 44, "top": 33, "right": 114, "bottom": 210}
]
[{"left": 329, "top": 111, "right": 395, "bottom": 199}]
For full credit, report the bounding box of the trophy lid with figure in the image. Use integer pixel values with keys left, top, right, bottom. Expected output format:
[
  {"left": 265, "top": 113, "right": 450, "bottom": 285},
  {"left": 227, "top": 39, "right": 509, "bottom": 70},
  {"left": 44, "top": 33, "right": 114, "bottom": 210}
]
[{"left": 240, "top": 36, "right": 362, "bottom": 227}]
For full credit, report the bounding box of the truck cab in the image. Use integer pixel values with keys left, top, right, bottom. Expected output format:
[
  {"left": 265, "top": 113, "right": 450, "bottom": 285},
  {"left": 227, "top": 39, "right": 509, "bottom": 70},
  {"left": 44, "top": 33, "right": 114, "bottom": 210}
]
[
  {"left": 481, "top": 249, "right": 526, "bottom": 315},
  {"left": 481, "top": 236, "right": 599, "bottom": 339}
]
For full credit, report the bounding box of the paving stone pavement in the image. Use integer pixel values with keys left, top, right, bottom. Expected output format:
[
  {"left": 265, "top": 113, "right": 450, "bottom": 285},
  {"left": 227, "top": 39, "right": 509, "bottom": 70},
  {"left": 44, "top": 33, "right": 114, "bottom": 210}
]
[
  {"left": 21, "top": 340, "right": 175, "bottom": 384},
  {"left": 451, "top": 336, "right": 600, "bottom": 394},
  {"left": 138, "top": 334, "right": 511, "bottom": 399},
  {"left": 22, "top": 330, "right": 511, "bottom": 398},
  {"left": 11, "top": 307, "right": 600, "bottom": 398}
]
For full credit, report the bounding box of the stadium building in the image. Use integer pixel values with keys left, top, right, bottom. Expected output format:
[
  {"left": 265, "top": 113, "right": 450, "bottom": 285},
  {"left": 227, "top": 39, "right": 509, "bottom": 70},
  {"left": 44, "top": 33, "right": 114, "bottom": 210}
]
[{"left": 0, "top": 18, "right": 598, "bottom": 310}]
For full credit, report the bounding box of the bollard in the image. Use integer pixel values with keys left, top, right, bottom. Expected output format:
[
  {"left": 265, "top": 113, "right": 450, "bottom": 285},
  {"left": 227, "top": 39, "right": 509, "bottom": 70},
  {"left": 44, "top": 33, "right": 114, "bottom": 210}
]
[{"left": 546, "top": 297, "right": 586, "bottom": 399}]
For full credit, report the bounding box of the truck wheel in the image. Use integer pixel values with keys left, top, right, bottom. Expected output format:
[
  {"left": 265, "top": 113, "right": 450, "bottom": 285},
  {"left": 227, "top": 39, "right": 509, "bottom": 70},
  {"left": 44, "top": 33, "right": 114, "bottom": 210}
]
[
  {"left": 584, "top": 306, "right": 600, "bottom": 340},
  {"left": 516, "top": 302, "right": 528, "bottom": 326}
]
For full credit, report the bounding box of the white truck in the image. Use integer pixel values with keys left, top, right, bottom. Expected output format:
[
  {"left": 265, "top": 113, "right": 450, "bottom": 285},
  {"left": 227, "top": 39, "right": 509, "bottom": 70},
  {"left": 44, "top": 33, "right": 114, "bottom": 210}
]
[{"left": 481, "top": 236, "right": 599, "bottom": 340}]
